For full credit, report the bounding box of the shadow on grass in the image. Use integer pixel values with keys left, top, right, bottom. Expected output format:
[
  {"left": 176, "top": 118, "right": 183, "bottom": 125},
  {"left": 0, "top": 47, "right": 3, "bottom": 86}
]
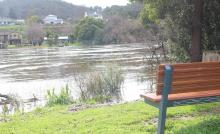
[
  {"left": 192, "top": 102, "right": 220, "bottom": 113},
  {"left": 174, "top": 117, "right": 220, "bottom": 134}
]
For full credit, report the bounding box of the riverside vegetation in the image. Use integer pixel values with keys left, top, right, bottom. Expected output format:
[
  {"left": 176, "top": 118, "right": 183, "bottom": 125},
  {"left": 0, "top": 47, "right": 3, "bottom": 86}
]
[{"left": 0, "top": 66, "right": 124, "bottom": 118}]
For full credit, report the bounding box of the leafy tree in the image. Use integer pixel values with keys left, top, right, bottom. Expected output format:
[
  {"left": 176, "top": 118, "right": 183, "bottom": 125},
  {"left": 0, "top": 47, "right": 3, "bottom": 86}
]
[
  {"left": 74, "top": 17, "right": 104, "bottom": 44},
  {"left": 202, "top": 0, "right": 220, "bottom": 50},
  {"left": 103, "top": 2, "right": 143, "bottom": 19},
  {"left": 27, "top": 15, "right": 41, "bottom": 24},
  {"left": 134, "top": 0, "right": 220, "bottom": 62},
  {"left": 46, "top": 31, "right": 59, "bottom": 46}
]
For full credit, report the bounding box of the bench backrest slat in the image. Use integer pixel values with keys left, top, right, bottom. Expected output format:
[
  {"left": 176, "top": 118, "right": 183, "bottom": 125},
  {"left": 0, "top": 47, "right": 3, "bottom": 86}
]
[{"left": 156, "top": 62, "right": 220, "bottom": 95}]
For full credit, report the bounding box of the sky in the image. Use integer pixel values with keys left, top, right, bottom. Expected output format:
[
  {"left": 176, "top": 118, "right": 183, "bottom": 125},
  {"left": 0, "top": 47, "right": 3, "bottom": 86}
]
[{"left": 63, "top": 0, "right": 129, "bottom": 8}]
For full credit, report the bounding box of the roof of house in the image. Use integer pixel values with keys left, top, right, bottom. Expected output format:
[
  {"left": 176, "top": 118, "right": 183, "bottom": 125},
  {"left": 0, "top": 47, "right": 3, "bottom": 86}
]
[
  {"left": 58, "top": 36, "right": 68, "bottom": 40},
  {"left": 44, "top": 36, "right": 68, "bottom": 40}
]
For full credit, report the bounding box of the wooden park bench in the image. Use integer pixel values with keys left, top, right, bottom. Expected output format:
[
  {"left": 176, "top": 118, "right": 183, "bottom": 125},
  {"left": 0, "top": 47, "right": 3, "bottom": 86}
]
[{"left": 141, "top": 62, "right": 220, "bottom": 134}]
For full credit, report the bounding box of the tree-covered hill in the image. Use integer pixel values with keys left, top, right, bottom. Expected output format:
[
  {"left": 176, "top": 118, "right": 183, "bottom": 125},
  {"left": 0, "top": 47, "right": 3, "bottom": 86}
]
[{"left": 0, "top": 0, "right": 89, "bottom": 20}]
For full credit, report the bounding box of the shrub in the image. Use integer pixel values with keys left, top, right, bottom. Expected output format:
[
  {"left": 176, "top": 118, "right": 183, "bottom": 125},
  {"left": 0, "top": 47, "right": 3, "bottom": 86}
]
[
  {"left": 74, "top": 65, "right": 124, "bottom": 103},
  {"left": 0, "top": 94, "right": 22, "bottom": 121},
  {"left": 46, "top": 85, "right": 73, "bottom": 106},
  {"left": 103, "top": 66, "right": 124, "bottom": 101}
]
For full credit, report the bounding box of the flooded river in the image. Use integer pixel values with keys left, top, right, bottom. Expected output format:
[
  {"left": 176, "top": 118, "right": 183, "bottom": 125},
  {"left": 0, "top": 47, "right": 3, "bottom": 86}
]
[{"left": 0, "top": 44, "right": 155, "bottom": 105}]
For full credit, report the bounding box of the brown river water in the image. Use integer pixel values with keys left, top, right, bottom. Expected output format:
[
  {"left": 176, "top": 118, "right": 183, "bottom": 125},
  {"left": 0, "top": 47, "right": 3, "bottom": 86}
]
[{"left": 0, "top": 43, "right": 155, "bottom": 112}]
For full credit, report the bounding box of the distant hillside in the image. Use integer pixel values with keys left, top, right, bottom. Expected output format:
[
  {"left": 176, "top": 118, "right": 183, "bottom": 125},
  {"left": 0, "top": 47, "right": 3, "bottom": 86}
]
[{"left": 0, "top": 0, "right": 89, "bottom": 21}]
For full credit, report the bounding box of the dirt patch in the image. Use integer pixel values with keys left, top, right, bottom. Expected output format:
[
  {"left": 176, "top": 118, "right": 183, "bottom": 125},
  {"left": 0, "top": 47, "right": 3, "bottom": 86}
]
[
  {"left": 144, "top": 118, "right": 158, "bottom": 126},
  {"left": 200, "top": 106, "right": 220, "bottom": 115},
  {"left": 69, "top": 102, "right": 123, "bottom": 112}
]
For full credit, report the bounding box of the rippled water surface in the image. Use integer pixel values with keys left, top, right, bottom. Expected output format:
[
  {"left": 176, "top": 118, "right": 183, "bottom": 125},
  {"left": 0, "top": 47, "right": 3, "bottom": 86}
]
[{"left": 0, "top": 44, "right": 154, "bottom": 102}]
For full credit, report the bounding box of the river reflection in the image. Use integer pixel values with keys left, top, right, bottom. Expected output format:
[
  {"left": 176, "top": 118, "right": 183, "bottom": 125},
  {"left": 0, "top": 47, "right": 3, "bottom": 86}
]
[{"left": 0, "top": 44, "right": 155, "bottom": 102}]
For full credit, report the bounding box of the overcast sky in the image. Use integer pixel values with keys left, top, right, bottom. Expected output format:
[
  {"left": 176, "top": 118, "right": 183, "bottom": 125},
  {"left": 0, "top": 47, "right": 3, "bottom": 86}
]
[{"left": 63, "top": 0, "right": 129, "bottom": 8}]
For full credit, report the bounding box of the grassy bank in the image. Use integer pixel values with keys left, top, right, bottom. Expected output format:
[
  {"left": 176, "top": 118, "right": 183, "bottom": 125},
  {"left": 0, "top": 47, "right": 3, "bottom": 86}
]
[{"left": 0, "top": 101, "right": 219, "bottom": 134}]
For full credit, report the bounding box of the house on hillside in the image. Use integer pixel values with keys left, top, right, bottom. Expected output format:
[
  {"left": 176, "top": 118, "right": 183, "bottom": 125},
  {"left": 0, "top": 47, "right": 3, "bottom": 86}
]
[
  {"left": 84, "top": 12, "right": 103, "bottom": 19},
  {"left": 44, "top": 36, "right": 69, "bottom": 43},
  {"left": 58, "top": 36, "right": 69, "bottom": 43},
  {"left": 43, "top": 15, "right": 64, "bottom": 24},
  {"left": 0, "top": 31, "right": 22, "bottom": 45},
  {"left": 16, "top": 19, "right": 25, "bottom": 25}
]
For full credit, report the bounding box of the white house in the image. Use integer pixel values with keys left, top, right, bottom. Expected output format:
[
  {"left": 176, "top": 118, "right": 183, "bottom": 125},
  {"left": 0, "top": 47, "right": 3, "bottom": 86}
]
[
  {"left": 44, "top": 36, "right": 69, "bottom": 42},
  {"left": 84, "top": 12, "right": 103, "bottom": 19},
  {"left": 16, "top": 19, "right": 25, "bottom": 24},
  {"left": 43, "top": 15, "right": 64, "bottom": 24}
]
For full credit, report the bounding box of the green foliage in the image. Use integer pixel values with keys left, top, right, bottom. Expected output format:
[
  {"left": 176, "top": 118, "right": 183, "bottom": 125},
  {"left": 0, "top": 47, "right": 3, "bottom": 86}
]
[
  {"left": 72, "top": 2, "right": 146, "bottom": 45},
  {"left": 137, "top": 0, "right": 220, "bottom": 62},
  {"left": 103, "top": 2, "right": 143, "bottom": 19},
  {"left": 202, "top": 0, "right": 220, "bottom": 50},
  {"left": 139, "top": 3, "right": 158, "bottom": 25},
  {"left": 102, "top": 65, "right": 124, "bottom": 101},
  {"left": 74, "top": 17, "right": 104, "bottom": 44},
  {"left": 0, "top": 94, "right": 22, "bottom": 122},
  {"left": 75, "top": 65, "right": 124, "bottom": 103},
  {"left": 46, "top": 85, "right": 73, "bottom": 106},
  {"left": 45, "top": 32, "right": 59, "bottom": 46},
  {"left": 27, "top": 15, "right": 41, "bottom": 24},
  {"left": 167, "top": 39, "right": 190, "bottom": 62},
  {"left": 85, "top": 66, "right": 124, "bottom": 103}
]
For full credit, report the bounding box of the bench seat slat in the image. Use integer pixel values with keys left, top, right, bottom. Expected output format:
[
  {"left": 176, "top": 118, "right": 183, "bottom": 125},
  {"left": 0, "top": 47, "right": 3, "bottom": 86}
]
[
  {"left": 159, "top": 62, "right": 220, "bottom": 70},
  {"left": 156, "top": 62, "right": 220, "bottom": 95},
  {"left": 157, "top": 79, "right": 220, "bottom": 94},
  {"left": 158, "top": 79, "right": 220, "bottom": 87},
  {"left": 157, "top": 85, "right": 220, "bottom": 94},
  {"left": 158, "top": 67, "right": 220, "bottom": 75},
  {"left": 158, "top": 73, "right": 220, "bottom": 82},
  {"left": 141, "top": 89, "right": 220, "bottom": 102}
]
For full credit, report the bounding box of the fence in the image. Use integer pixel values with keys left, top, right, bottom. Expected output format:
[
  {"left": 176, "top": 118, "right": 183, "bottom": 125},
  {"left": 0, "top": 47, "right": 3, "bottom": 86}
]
[{"left": 203, "top": 51, "right": 220, "bottom": 62}]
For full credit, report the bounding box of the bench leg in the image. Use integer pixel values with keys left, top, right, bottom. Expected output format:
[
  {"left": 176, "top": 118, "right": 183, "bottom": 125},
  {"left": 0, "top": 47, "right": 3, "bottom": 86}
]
[{"left": 158, "top": 103, "right": 168, "bottom": 134}]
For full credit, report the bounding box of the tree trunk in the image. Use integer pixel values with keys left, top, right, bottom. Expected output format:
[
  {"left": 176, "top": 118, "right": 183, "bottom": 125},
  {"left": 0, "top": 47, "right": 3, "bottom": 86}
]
[{"left": 190, "top": 0, "right": 203, "bottom": 62}]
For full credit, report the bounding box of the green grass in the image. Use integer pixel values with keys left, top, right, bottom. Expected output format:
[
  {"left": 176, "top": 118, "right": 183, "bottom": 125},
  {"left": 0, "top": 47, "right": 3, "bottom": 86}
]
[
  {"left": 0, "top": 101, "right": 219, "bottom": 134},
  {"left": 0, "top": 25, "right": 26, "bottom": 32},
  {"left": 6, "top": 45, "right": 17, "bottom": 49}
]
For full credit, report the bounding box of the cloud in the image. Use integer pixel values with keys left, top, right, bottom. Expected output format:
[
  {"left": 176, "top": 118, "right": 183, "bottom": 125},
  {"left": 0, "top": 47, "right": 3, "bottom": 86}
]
[{"left": 63, "top": 0, "right": 129, "bottom": 8}]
